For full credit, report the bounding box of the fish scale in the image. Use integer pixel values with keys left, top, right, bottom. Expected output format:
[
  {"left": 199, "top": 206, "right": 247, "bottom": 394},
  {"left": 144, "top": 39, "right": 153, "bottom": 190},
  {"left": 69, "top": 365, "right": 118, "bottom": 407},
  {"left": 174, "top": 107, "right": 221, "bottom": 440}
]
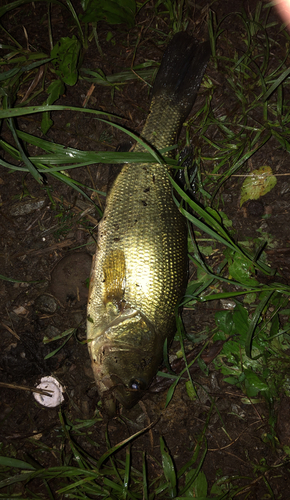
[{"left": 87, "top": 32, "right": 211, "bottom": 413}]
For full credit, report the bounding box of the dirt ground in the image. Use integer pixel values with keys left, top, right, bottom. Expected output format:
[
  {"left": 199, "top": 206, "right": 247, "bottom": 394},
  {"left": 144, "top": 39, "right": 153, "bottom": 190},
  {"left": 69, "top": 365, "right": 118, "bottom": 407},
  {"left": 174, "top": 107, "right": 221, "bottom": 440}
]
[{"left": 1, "top": 0, "right": 290, "bottom": 498}]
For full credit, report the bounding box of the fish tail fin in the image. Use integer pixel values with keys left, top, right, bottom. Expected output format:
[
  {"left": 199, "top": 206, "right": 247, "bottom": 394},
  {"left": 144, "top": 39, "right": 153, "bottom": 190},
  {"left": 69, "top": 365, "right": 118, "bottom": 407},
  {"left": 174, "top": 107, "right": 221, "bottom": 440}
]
[{"left": 152, "top": 32, "right": 211, "bottom": 119}]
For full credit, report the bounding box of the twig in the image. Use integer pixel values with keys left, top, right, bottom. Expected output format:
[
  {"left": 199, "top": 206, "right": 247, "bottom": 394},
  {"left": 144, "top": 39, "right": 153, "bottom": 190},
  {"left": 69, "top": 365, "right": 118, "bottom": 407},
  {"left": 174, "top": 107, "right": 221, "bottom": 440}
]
[
  {"left": 1, "top": 321, "right": 20, "bottom": 340},
  {"left": 82, "top": 83, "right": 95, "bottom": 107},
  {"left": 12, "top": 238, "right": 74, "bottom": 259},
  {"left": 20, "top": 66, "right": 45, "bottom": 103},
  {"left": 209, "top": 419, "right": 262, "bottom": 451},
  {"left": 0, "top": 381, "right": 53, "bottom": 397}
]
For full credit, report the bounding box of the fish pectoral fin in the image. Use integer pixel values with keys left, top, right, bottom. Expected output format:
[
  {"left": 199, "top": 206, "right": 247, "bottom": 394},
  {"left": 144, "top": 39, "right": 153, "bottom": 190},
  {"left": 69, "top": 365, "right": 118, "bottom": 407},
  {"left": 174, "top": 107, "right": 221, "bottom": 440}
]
[{"left": 103, "top": 248, "right": 126, "bottom": 310}]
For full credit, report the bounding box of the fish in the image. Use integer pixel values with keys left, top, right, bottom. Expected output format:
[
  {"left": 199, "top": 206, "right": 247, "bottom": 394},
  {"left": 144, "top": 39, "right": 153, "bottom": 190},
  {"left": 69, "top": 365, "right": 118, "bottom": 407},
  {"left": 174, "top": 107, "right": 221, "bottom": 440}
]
[{"left": 87, "top": 32, "right": 211, "bottom": 413}]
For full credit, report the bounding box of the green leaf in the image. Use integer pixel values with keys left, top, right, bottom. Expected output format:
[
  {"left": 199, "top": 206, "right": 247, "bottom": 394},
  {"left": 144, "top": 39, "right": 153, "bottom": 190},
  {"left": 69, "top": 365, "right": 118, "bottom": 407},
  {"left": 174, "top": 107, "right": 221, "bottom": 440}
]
[
  {"left": 232, "top": 303, "right": 250, "bottom": 341},
  {"left": 228, "top": 253, "right": 259, "bottom": 286},
  {"left": 165, "top": 379, "right": 178, "bottom": 407},
  {"left": 41, "top": 79, "right": 65, "bottom": 134},
  {"left": 224, "top": 376, "right": 239, "bottom": 385},
  {"left": 240, "top": 166, "right": 277, "bottom": 207},
  {"left": 185, "top": 380, "right": 197, "bottom": 401},
  {"left": 81, "top": 0, "right": 136, "bottom": 27},
  {"left": 51, "top": 36, "right": 81, "bottom": 86},
  {"left": 199, "top": 245, "right": 213, "bottom": 256},
  {"left": 244, "top": 369, "right": 269, "bottom": 397},
  {"left": 189, "top": 469, "right": 208, "bottom": 498},
  {"left": 215, "top": 310, "right": 234, "bottom": 336},
  {"left": 243, "top": 292, "right": 257, "bottom": 305},
  {"left": 205, "top": 206, "right": 222, "bottom": 223}
]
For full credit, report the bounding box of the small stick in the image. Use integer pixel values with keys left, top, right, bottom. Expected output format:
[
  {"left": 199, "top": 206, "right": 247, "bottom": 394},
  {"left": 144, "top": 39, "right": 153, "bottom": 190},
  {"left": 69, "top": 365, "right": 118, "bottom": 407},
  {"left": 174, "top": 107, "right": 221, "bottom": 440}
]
[
  {"left": 1, "top": 322, "right": 20, "bottom": 341},
  {"left": 82, "top": 84, "right": 95, "bottom": 107},
  {"left": 0, "top": 381, "right": 53, "bottom": 397}
]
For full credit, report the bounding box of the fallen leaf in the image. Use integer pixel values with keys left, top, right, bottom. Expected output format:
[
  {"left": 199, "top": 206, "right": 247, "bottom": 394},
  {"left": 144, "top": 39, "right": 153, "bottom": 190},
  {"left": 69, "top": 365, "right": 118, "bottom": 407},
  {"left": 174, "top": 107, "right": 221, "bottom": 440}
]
[{"left": 240, "top": 166, "right": 277, "bottom": 207}]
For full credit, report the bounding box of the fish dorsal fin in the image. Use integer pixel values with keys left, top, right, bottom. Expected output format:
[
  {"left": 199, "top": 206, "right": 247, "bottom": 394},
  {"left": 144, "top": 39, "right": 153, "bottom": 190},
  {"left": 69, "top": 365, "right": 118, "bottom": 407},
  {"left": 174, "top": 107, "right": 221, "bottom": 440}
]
[{"left": 103, "top": 249, "right": 126, "bottom": 309}]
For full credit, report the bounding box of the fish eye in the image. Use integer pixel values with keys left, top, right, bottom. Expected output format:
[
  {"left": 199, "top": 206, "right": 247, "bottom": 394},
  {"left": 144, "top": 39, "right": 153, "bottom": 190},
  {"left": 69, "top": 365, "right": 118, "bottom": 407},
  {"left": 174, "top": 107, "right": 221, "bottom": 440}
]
[{"left": 129, "top": 378, "right": 145, "bottom": 391}]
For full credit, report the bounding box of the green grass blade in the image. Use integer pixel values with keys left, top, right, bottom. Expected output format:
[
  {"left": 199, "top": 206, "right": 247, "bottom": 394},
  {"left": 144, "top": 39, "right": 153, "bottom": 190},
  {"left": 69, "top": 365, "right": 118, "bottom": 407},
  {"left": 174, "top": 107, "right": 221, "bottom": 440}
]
[
  {"left": 44, "top": 330, "right": 75, "bottom": 359},
  {"left": 0, "top": 67, "right": 21, "bottom": 81},
  {"left": 159, "top": 437, "right": 176, "bottom": 498},
  {"left": 0, "top": 274, "right": 40, "bottom": 283},
  {"left": 7, "top": 117, "right": 44, "bottom": 184},
  {"left": 122, "top": 446, "right": 131, "bottom": 499},
  {"left": 57, "top": 475, "right": 101, "bottom": 494},
  {"left": 81, "top": 63, "right": 158, "bottom": 86},
  {"left": 97, "top": 422, "right": 155, "bottom": 470},
  {"left": 171, "top": 176, "right": 273, "bottom": 275},
  {"left": 0, "top": 471, "right": 37, "bottom": 489},
  {"left": 245, "top": 290, "right": 274, "bottom": 359},
  {"left": 142, "top": 452, "right": 148, "bottom": 500},
  {"left": 0, "top": 457, "right": 35, "bottom": 470},
  {"left": 58, "top": 412, "right": 87, "bottom": 470},
  {"left": 263, "top": 67, "right": 290, "bottom": 101},
  {"left": 65, "top": 0, "right": 86, "bottom": 47},
  {"left": 0, "top": 105, "right": 165, "bottom": 164},
  {"left": 165, "top": 341, "right": 210, "bottom": 407},
  {"left": 0, "top": 104, "right": 116, "bottom": 120},
  {"left": 0, "top": 0, "right": 43, "bottom": 17},
  {"left": 180, "top": 206, "right": 238, "bottom": 252}
]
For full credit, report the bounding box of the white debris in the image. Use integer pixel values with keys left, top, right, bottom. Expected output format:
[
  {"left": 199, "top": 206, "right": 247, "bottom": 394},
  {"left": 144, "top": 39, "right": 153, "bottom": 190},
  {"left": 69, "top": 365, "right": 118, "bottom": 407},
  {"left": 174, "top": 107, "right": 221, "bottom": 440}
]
[
  {"left": 33, "top": 376, "right": 64, "bottom": 407},
  {"left": 220, "top": 299, "right": 236, "bottom": 310},
  {"left": 13, "top": 306, "right": 28, "bottom": 316}
]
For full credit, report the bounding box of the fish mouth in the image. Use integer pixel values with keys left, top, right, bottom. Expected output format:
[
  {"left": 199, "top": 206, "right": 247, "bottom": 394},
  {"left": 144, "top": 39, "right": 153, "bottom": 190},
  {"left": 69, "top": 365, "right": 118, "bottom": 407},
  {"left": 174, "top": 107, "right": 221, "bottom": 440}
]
[
  {"left": 100, "top": 372, "right": 147, "bottom": 410},
  {"left": 91, "top": 341, "right": 157, "bottom": 409}
]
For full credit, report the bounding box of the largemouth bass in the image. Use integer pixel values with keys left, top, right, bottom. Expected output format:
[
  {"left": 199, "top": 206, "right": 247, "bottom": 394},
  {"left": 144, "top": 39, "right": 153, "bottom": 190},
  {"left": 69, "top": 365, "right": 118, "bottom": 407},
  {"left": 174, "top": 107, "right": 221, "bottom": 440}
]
[{"left": 87, "top": 32, "right": 210, "bottom": 412}]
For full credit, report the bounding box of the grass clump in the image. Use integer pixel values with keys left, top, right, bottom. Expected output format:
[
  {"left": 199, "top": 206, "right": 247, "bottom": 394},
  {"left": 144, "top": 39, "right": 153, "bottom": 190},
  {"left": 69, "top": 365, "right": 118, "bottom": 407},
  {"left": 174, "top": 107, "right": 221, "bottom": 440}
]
[{"left": 0, "top": 408, "right": 241, "bottom": 499}]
